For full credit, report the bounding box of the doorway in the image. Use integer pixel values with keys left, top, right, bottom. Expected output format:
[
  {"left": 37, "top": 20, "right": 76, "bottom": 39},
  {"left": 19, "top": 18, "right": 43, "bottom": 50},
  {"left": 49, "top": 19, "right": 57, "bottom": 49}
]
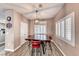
[{"left": 20, "top": 22, "right": 28, "bottom": 45}]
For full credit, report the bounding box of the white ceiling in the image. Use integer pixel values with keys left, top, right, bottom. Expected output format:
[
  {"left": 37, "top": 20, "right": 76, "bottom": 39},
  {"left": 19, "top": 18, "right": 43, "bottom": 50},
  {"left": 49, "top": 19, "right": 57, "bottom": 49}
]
[{"left": 0, "top": 3, "right": 64, "bottom": 20}]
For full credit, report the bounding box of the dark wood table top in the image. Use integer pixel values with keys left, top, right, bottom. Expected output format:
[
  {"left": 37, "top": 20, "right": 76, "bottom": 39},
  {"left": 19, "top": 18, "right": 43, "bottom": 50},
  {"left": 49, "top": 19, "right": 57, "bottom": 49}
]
[{"left": 25, "top": 38, "right": 51, "bottom": 42}]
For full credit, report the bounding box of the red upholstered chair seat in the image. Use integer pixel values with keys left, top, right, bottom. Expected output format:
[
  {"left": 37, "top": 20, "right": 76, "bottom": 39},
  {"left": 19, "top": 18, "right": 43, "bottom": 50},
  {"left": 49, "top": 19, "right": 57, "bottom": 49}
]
[{"left": 32, "top": 40, "right": 41, "bottom": 48}]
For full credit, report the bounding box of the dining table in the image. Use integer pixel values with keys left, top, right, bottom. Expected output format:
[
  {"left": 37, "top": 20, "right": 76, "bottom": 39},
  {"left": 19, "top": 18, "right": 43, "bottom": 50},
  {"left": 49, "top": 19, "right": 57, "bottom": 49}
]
[{"left": 25, "top": 37, "right": 52, "bottom": 55}]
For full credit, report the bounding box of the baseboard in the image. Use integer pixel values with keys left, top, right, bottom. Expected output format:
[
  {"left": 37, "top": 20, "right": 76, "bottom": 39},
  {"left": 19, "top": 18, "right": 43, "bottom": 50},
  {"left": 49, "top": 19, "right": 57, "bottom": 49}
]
[
  {"left": 5, "top": 42, "right": 26, "bottom": 52},
  {"left": 51, "top": 40, "right": 66, "bottom": 56},
  {"left": 5, "top": 49, "right": 14, "bottom": 52},
  {"left": 14, "top": 42, "right": 26, "bottom": 51}
]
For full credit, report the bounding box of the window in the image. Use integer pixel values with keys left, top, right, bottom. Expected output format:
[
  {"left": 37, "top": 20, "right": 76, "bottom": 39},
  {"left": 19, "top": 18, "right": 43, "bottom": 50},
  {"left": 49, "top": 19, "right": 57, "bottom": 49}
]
[
  {"left": 60, "top": 20, "right": 65, "bottom": 38},
  {"left": 56, "top": 21, "right": 60, "bottom": 37},
  {"left": 65, "top": 17, "right": 72, "bottom": 41},
  {"left": 56, "top": 12, "right": 75, "bottom": 47},
  {"left": 34, "top": 21, "right": 47, "bottom": 40}
]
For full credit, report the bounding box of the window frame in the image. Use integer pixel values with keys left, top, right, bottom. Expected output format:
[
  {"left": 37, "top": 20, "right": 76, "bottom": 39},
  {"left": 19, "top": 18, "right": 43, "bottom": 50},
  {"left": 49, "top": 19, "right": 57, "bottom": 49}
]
[
  {"left": 55, "top": 12, "right": 75, "bottom": 47},
  {"left": 34, "top": 21, "right": 47, "bottom": 40}
]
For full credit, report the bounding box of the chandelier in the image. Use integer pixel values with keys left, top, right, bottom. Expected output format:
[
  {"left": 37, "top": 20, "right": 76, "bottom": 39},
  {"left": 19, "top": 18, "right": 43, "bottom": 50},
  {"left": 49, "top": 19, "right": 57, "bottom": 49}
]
[
  {"left": 35, "top": 4, "right": 42, "bottom": 23},
  {"left": 35, "top": 10, "right": 39, "bottom": 23}
]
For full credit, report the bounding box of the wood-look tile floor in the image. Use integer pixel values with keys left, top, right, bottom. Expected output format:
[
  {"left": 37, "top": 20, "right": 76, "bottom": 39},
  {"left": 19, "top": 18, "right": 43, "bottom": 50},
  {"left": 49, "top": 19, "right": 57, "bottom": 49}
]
[{"left": 0, "top": 41, "right": 63, "bottom": 56}]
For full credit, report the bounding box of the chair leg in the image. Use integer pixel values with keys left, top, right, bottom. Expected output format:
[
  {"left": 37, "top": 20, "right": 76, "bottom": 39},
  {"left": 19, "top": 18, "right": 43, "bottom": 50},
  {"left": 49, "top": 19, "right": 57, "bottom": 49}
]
[
  {"left": 48, "top": 42, "right": 52, "bottom": 52},
  {"left": 31, "top": 48, "right": 35, "bottom": 56},
  {"left": 40, "top": 48, "right": 42, "bottom": 56}
]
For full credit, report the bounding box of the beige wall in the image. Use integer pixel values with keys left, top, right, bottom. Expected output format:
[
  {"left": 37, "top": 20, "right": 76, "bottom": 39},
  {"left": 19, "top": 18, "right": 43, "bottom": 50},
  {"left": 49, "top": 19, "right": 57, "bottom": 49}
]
[
  {"left": 14, "top": 11, "right": 29, "bottom": 49},
  {"left": 5, "top": 10, "right": 29, "bottom": 51},
  {"left": 53, "top": 3, "right": 79, "bottom": 55},
  {"left": 47, "top": 19, "right": 55, "bottom": 35},
  {"left": 29, "top": 20, "right": 34, "bottom": 35}
]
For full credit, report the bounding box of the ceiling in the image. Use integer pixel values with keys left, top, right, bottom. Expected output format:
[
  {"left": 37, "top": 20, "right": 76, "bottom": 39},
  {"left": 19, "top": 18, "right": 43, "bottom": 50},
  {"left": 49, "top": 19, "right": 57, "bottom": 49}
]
[{"left": 0, "top": 3, "right": 64, "bottom": 20}]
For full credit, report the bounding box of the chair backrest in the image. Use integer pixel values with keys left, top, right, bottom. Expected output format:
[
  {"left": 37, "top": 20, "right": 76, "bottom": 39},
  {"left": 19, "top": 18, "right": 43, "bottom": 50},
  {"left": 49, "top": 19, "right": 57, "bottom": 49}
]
[{"left": 48, "top": 36, "right": 52, "bottom": 40}]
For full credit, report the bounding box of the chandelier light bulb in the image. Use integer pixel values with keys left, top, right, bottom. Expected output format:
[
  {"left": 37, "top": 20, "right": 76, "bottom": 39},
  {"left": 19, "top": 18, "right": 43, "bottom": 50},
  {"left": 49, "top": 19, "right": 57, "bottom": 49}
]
[{"left": 35, "top": 20, "right": 39, "bottom": 23}]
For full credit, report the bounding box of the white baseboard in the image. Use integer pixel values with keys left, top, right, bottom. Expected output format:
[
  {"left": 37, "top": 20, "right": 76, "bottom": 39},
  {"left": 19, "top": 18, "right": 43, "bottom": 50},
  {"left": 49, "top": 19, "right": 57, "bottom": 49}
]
[
  {"left": 14, "top": 42, "right": 26, "bottom": 51},
  {"left": 5, "top": 49, "right": 14, "bottom": 52},
  {"left": 51, "top": 40, "right": 66, "bottom": 56},
  {"left": 5, "top": 42, "right": 26, "bottom": 52}
]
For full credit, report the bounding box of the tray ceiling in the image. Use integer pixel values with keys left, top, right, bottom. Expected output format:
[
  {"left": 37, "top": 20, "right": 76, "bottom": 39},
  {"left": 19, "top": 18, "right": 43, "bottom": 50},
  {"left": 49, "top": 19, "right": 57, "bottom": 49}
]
[{"left": 0, "top": 3, "right": 64, "bottom": 20}]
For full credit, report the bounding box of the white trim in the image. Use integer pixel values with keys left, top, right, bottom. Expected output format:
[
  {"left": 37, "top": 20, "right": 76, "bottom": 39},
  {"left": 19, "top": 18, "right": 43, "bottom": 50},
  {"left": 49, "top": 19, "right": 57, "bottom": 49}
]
[
  {"left": 51, "top": 40, "right": 66, "bottom": 56},
  {"left": 5, "top": 42, "right": 26, "bottom": 52},
  {"left": 55, "top": 12, "right": 75, "bottom": 47},
  {"left": 14, "top": 41, "right": 26, "bottom": 51},
  {"left": 5, "top": 49, "right": 14, "bottom": 52}
]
